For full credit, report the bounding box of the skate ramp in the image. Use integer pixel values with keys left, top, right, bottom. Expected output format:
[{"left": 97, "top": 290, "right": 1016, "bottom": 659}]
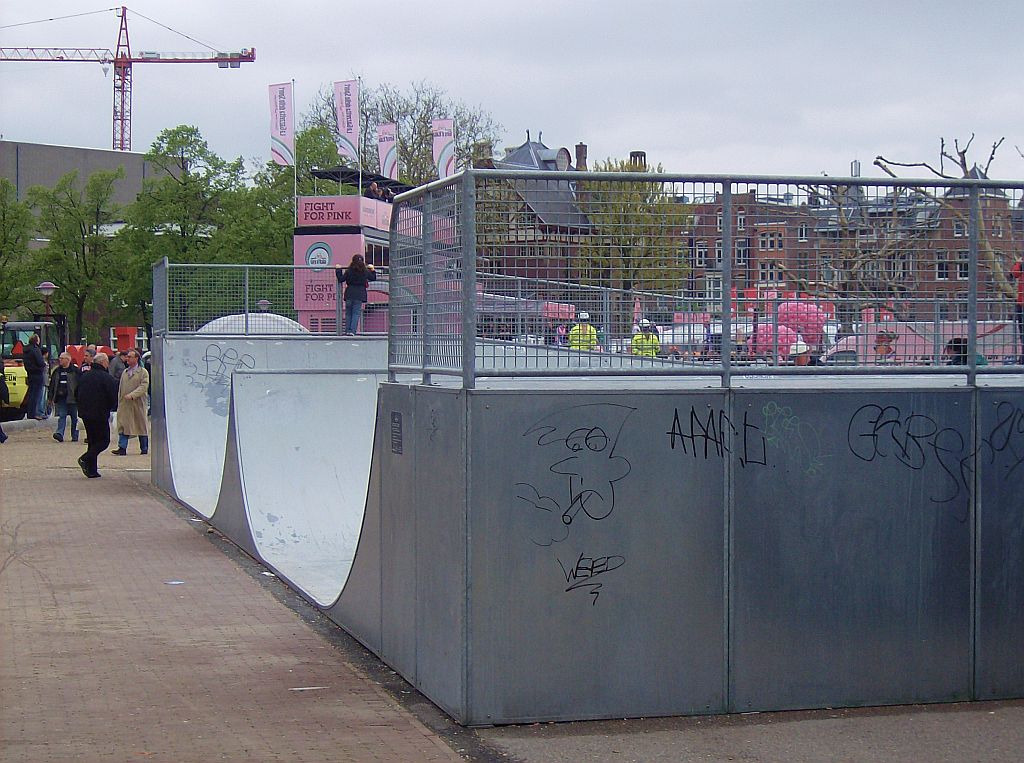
[
  {"left": 219, "top": 370, "right": 384, "bottom": 606},
  {"left": 154, "top": 335, "right": 386, "bottom": 517}
]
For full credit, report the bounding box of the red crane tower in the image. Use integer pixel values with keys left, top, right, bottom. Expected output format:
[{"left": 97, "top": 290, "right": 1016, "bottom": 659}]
[{"left": 0, "top": 6, "right": 255, "bottom": 151}]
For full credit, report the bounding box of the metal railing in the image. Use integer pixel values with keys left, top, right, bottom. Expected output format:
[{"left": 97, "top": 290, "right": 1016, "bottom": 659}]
[
  {"left": 389, "top": 170, "right": 1024, "bottom": 387},
  {"left": 152, "top": 260, "right": 390, "bottom": 335}
]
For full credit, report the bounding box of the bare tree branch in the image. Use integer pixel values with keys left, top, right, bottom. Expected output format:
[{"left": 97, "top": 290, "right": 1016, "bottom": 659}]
[
  {"left": 984, "top": 137, "right": 1006, "bottom": 174},
  {"left": 873, "top": 155, "right": 952, "bottom": 179}
]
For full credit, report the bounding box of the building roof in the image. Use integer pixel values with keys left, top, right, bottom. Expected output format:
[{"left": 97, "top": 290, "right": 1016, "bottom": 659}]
[
  {"left": 310, "top": 166, "right": 414, "bottom": 194},
  {"left": 492, "top": 133, "right": 592, "bottom": 231}
]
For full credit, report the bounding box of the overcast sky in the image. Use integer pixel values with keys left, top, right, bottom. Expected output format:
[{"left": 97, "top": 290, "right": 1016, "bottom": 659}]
[{"left": 2, "top": 0, "right": 1022, "bottom": 179}]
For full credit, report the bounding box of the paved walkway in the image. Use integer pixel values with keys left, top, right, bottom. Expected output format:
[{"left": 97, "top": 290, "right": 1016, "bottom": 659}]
[
  {"left": 5, "top": 417, "right": 1024, "bottom": 763},
  {"left": 0, "top": 420, "right": 463, "bottom": 762}
]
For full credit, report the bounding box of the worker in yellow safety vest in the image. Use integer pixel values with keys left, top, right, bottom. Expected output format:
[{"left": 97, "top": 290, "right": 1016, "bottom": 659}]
[
  {"left": 631, "top": 318, "right": 661, "bottom": 357},
  {"left": 568, "top": 311, "right": 599, "bottom": 351}
]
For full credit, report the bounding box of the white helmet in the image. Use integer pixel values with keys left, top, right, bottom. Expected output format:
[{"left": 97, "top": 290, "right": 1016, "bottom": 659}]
[
  {"left": 578, "top": 311, "right": 590, "bottom": 321},
  {"left": 638, "top": 318, "right": 652, "bottom": 329}
]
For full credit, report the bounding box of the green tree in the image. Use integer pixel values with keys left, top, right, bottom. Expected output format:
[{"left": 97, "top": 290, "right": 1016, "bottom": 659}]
[
  {"left": 126, "top": 125, "right": 246, "bottom": 265},
  {"left": 26, "top": 169, "right": 125, "bottom": 340},
  {"left": 303, "top": 80, "right": 502, "bottom": 186},
  {"left": 575, "top": 157, "right": 692, "bottom": 335},
  {"left": 0, "top": 178, "right": 35, "bottom": 313}
]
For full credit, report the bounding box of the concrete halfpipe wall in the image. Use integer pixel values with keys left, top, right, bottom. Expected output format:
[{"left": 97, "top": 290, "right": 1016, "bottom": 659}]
[
  {"left": 151, "top": 335, "right": 386, "bottom": 518},
  {"left": 153, "top": 346, "right": 1024, "bottom": 724}
]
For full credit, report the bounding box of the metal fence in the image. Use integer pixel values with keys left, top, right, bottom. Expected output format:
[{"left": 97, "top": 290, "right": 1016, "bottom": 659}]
[
  {"left": 152, "top": 260, "right": 389, "bottom": 335},
  {"left": 389, "top": 170, "right": 1024, "bottom": 386}
]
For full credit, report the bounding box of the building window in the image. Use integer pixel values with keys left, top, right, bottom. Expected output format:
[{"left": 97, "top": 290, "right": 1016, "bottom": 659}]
[
  {"left": 758, "top": 261, "right": 780, "bottom": 282},
  {"left": 953, "top": 220, "right": 966, "bottom": 237},
  {"left": 705, "top": 275, "right": 722, "bottom": 309},
  {"left": 956, "top": 250, "right": 969, "bottom": 280},
  {"left": 936, "top": 250, "right": 949, "bottom": 280},
  {"left": 759, "top": 232, "right": 780, "bottom": 250},
  {"left": 797, "top": 223, "right": 809, "bottom": 241},
  {"left": 695, "top": 240, "right": 707, "bottom": 268},
  {"left": 716, "top": 209, "right": 723, "bottom": 231},
  {"left": 737, "top": 209, "right": 746, "bottom": 231},
  {"left": 714, "top": 239, "right": 723, "bottom": 267},
  {"left": 992, "top": 219, "right": 1003, "bottom": 237},
  {"left": 955, "top": 291, "right": 969, "bottom": 319},
  {"left": 735, "top": 238, "right": 750, "bottom": 266}
]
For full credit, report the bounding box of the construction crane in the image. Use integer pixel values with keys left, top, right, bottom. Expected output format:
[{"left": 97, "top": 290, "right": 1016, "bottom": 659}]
[{"left": 0, "top": 6, "right": 255, "bottom": 151}]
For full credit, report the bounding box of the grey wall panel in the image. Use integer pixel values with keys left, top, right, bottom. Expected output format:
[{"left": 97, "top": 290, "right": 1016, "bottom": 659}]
[
  {"left": 976, "top": 387, "right": 1024, "bottom": 699},
  {"left": 466, "top": 391, "right": 727, "bottom": 724},
  {"left": 378, "top": 385, "right": 419, "bottom": 682},
  {"left": 414, "top": 388, "right": 468, "bottom": 722},
  {"left": 731, "top": 389, "right": 973, "bottom": 711}
]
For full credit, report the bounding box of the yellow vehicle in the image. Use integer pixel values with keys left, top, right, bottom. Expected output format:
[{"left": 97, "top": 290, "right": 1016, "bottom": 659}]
[{"left": 1, "top": 319, "right": 64, "bottom": 421}]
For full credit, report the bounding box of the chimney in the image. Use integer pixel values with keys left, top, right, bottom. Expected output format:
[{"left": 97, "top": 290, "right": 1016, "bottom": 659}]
[
  {"left": 472, "top": 140, "right": 494, "bottom": 169},
  {"left": 575, "top": 142, "right": 588, "bottom": 171},
  {"left": 629, "top": 150, "right": 647, "bottom": 168}
]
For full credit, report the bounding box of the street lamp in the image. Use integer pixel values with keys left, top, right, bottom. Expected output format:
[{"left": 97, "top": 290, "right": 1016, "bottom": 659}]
[{"left": 35, "top": 281, "right": 58, "bottom": 318}]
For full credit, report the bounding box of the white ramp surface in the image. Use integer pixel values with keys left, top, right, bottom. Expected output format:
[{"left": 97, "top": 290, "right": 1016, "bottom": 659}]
[
  {"left": 160, "top": 336, "right": 386, "bottom": 518},
  {"left": 232, "top": 371, "right": 382, "bottom": 606}
]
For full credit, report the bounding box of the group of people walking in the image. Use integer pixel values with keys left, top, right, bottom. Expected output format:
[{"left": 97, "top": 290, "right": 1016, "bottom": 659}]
[{"left": 3, "top": 336, "right": 150, "bottom": 479}]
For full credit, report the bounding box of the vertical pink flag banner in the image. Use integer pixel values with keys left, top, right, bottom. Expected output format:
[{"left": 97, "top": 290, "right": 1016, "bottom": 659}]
[
  {"left": 431, "top": 118, "right": 455, "bottom": 179},
  {"left": 377, "top": 123, "right": 398, "bottom": 180},
  {"left": 333, "top": 80, "right": 360, "bottom": 165},
  {"left": 269, "top": 82, "right": 295, "bottom": 166}
]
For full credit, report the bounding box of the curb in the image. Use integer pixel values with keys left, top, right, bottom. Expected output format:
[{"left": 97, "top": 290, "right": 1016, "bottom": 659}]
[{"left": 3, "top": 415, "right": 54, "bottom": 433}]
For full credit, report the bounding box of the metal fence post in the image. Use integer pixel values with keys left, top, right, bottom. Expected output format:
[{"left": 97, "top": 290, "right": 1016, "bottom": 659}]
[
  {"left": 423, "top": 192, "right": 434, "bottom": 385},
  {"left": 967, "top": 185, "right": 980, "bottom": 384},
  {"left": 461, "top": 171, "right": 478, "bottom": 390},
  {"left": 243, "top": 266, "right": 250, "bottom": 335},
  {"left": 721, "top": 183, "right": 733, "bottom": 387},
  {"left": 152, "top": 256, "right": 169, "bottom": 335}
]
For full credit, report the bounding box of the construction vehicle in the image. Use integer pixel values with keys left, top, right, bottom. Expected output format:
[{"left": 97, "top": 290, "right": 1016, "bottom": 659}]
[{"left": 1, "top": 317, "right": 67, "bottom": 420}]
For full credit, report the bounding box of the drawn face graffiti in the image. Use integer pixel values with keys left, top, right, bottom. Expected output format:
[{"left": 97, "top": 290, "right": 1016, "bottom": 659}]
[{"left": 515, "top": 403, "right": 635, "bottom": 546}]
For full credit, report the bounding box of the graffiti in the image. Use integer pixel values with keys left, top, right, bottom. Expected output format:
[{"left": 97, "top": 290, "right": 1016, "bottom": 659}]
[
  {"left": 557, "top": 551, "right": 626, "bottom": 605},
  {"left": 761, "top": 401, "right": 829, "bottom": 476},
  {"left": 518, "top": 404, "right": 635, "bottom": 542},
  {"left": 847, "top": 404, "right": 968, "bottom": 513},
  {"left": 184, "top": 344, "right": 257, "bottom": 416},
  {"left": 977, "top": 401, "right": 1024, "bottom": 480},
  {"left": 516, "top": 404, "right": 635, "bottom": 604},
  {"left": 666, "top": 405, "right": 767, "bottom": 468}
]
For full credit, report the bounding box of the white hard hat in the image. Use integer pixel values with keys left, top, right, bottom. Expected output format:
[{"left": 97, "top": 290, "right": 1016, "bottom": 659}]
[
  {"left": 790, "top": 341, "right": 810, "bottom": 355},
  {"left": 578, "top": 311, "right": 590, "bottom": 321},
  {"left": 639, "top": 318, "right": 652, "bottom": 329}
]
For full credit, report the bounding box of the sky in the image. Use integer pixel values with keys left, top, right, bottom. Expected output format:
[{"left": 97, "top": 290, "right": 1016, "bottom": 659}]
[{"left": 2, "top": 0, "right": 1022, "bottom": 180}]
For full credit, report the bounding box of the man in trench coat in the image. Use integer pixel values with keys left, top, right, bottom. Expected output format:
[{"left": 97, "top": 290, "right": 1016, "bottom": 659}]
[{"left": 111, "top": 349, "right": 149, "bottom": 455}]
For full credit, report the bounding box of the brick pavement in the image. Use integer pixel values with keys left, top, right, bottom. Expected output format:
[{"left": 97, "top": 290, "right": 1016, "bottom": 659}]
[{"left": 0, "top": 421, "right": 465, "bottom": 763}]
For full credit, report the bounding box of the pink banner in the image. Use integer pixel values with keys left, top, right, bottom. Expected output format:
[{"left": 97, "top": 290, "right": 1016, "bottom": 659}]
[
  {"left": 268, "top": 82, "right": 294, "bottom": 166},
  {"left": 293, "top": 233, "right": 365, "bottom": 311},
  {"left": 333, "top": 80, "right": 360, "bottom": 165},
  {"left": 377, "top": 123, "right": 398, "bottom": 180},
  {"left": 296, "top": 195, "right": 392, "bottom": 231},
  {"left": 431, "top": 118, "right": 455, "bottom": 178}
]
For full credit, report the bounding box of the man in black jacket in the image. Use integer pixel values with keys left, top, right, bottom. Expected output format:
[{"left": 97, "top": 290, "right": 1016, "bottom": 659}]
[
  {"left": 75, "top": 352, "right": 119, "bottom": 478},
  {"left": 22, "top": 334, "right": 47, "bottom": 420}
]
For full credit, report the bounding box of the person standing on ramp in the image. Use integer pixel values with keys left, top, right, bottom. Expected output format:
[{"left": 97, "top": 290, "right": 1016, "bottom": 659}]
[{"left": 335, "top": 254, "right": 377, "bottom": 336}]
